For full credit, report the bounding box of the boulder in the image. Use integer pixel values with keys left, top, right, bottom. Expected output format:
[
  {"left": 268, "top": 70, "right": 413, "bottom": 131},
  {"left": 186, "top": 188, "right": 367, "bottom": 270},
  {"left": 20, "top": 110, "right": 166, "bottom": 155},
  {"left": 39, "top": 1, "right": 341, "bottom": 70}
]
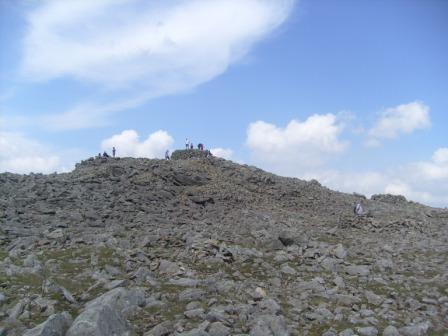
[
  {"left": 23, "top": 312, "right": 72, "bottom": 336},
  {"left": 66, "top": 287, "right": 145, "bottom": 336}
]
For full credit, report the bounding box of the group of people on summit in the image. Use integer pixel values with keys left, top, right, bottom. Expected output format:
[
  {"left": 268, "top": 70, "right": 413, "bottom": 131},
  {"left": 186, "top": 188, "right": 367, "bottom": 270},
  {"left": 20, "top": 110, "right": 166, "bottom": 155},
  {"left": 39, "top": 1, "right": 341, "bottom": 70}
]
[
  {"left": 185, "top": 138, "right": 205, "bottom": 151},
  {"left": 100, "top": 139, "right": 210, "bottom": 161}
]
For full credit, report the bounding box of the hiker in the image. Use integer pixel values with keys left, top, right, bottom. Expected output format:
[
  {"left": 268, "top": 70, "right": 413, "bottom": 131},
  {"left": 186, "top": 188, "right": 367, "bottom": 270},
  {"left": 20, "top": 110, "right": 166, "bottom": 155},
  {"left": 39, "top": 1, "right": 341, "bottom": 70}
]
[
  {"left": 165, "top": 150, "right": 170, "bottom": 160},
  {"left": 112, "top": 147, "right": 116, "bottom": 158},
  {"left": 354, "top": 202, "right": 364, "bottom": 216},
  {"left": 102, "top": 151, "right": 110, "bottom": 158},
  {"left": 198, "top": 143, "right": 204, "bottom": 151},
  {"left": 185, "top": 138, "right": 189, "bottom": 149},
  {"left": 190, "top": 143, "right": 194, "bottom": 150}
]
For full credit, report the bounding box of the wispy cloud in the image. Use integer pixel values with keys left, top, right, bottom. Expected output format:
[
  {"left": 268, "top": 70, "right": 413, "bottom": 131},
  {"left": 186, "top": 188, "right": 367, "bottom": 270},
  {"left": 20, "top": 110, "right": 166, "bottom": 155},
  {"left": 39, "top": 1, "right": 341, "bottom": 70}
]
[{"left": 21, "top": 0, "right": 295, "bottom": 129}]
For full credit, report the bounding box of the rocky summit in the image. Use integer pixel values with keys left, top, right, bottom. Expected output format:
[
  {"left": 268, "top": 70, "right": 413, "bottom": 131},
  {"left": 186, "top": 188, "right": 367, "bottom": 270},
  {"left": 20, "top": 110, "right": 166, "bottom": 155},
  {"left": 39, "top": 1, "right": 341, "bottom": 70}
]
[{"left": 0, "top": 150, "right": 447, "bottom": 336}]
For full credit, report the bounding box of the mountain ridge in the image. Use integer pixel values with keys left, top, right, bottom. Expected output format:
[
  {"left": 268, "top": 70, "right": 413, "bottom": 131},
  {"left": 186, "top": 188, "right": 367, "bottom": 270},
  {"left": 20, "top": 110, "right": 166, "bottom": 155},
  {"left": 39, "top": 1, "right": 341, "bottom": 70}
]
[{"left": 0, "top": 152, "right": 447, "bottom": 335}]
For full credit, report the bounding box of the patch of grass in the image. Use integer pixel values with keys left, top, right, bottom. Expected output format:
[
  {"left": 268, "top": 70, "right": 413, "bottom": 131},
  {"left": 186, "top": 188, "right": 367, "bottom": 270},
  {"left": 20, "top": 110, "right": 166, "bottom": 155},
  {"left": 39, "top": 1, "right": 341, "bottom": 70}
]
[
  {"left": 307, "top": 321, "right": 356, "bottom": 336},
  {"left": 0, "top": 248, "right": 8, "bottom": 261}
]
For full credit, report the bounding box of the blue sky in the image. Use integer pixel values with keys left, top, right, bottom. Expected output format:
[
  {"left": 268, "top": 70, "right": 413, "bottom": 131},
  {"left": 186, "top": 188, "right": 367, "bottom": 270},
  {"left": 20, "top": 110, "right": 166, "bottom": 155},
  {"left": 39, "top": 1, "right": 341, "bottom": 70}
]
[{"left": 1, "top": 0, "right": 447, "bottom": 207}]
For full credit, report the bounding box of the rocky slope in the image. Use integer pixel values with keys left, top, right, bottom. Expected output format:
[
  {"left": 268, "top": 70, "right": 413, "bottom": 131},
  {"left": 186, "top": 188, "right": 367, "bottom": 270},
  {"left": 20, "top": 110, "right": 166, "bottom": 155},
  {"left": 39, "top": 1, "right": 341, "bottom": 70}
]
[{"left": 0, "top": 150, "right": 447, "bottom": 336}]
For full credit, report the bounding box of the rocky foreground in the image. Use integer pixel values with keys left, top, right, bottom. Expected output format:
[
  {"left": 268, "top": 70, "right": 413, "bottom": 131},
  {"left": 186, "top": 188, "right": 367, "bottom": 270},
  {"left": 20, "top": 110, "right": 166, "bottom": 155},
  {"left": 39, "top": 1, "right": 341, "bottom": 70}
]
[{"left": 0, "top": 151, "right": 447, "bottom": 336}]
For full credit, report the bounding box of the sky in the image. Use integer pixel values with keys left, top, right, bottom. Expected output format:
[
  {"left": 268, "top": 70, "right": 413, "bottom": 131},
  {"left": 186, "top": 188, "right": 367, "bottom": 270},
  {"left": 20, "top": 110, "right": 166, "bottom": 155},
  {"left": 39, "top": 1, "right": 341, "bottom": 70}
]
[{"left": 0, "top": 0, "right": 447, "bottom": 207}]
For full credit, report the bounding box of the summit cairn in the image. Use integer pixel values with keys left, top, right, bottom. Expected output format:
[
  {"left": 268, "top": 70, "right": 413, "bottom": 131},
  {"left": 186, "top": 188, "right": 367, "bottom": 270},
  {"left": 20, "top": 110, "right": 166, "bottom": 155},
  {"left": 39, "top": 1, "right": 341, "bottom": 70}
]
[{"left": 171, "top": 149, "right": 212, "bottom": 160}]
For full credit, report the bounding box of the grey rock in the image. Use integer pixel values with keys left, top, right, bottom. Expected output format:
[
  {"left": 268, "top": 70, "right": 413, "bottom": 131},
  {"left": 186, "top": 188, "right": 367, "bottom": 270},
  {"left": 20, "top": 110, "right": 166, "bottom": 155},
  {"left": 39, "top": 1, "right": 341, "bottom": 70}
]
[
  {"left": 0, "top": 292, "right": 7, "bottom": 305},
  {"left": 383, "top": 326, "right": 400, "bottom": 336},
  {"left": 339, "top": 329, "right": 355, "bottom": 336},
  {"left": 332, "top": 244, "right": 347, "bottom": 259},
  {"left": 66, "top": 288, "right": 145, "bottom": 336},
  {"left": 399, "top": 322, "right": 431, "bottom": 336},
  {"left": 345, "top": 265, "right": 370, "bottom": 276},
  {"left": 207, "top": 322, "right": 230, "bottom": 336},
  {"left": 278, "top": 231, "right": 296, "bottom": 247},
  {"left": 184, "top": 308, "right": 205, "bottom": 319},
  {"left": 280, "top": 264, "right": 296, "bottom": 275},
  {"left": 168, "top": 278, "right": 200, "bottom": 287},
  {"left": 23, "top": 312, "right": 72, "bottom": 336},
  {"left": 321, "top": 257, "right": 337, "bottom": 271},
  {"left": 158, "top": 259, "right": 180, "bottom": 275},
  {"left": 45, "top": 229, "right": 65, "bottom": 240},
  {"left": 67, "top": 304, "right": 129, "bottom": 336},
  {"left": 23, "top": 254, "right": 39, "bottom": 267},
  {"left": 333, "top": 276, "right": 345, "bottom": 288},
  {"left": 186, "top": 301, "right": 202, "bottom": 310},
  {"left": 132, "top": 266, "right": 154, "bottom": 284},
  {"left": 9, "top": 298, "right": 28, "bottom": 320},
  {"left": 357, "top": 327, "right": 379, "bottom": 336},
  {"left": 250, "top": 315, "right": 289, "bottom": 336},
  {"left": 365, "top": 290, "right": 383, "bottom": 306},
  {"left": 375, "top": 258, "right": 394, "bottom": 272},
  {"left": 178, "top": 288, "right": 206, "bottom": 302},
  {"left": 61, "top": 286, "right": 77, "bottom": 304},
  {"left": 259, "top": 298, "right": 281, "bottom": 315},
  {"left": 144, "top": 321, "right": 173, "bottom": 336},
  {"left": 178, "top": 329, "right": 209, "bottom": 336},
  {"left": 104, "top": 279, "right": 128, "bottom": 290},
  {"left": 322, "top": 330, "right": 337, "bottom": 336}
]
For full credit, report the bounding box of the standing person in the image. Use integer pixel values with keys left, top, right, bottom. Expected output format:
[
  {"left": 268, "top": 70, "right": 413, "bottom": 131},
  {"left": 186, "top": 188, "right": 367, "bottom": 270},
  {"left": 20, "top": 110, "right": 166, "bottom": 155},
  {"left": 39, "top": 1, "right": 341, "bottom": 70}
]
[
  {"left": 112, "top": 147, "right": 116, "bottom": 158},
  {"left": 354, "top": 202, "right": 364, "bottom": 216},
  {"left": 185, "top": 138, "right": 189, "bottom": 149},
  {"left": 165, "top": 150, "right": 170, "bottom": 160}
]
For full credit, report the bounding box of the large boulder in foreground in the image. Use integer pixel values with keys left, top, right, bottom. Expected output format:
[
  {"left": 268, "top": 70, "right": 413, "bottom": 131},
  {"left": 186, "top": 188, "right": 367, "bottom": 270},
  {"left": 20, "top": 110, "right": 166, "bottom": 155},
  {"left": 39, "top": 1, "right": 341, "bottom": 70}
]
[
  {"left": 23, "top": 312, "right": 72, "bottom": 336},
  {"left": 66, "top": 287, "right": 145, "bottom": 336}
]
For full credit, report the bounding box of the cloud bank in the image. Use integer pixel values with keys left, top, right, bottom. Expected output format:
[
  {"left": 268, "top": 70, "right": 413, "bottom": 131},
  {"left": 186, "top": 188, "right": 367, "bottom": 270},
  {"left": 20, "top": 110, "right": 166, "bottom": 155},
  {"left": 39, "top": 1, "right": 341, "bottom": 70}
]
[
  {"left": 101, "top": 130, "right": 174, "bottom": 158},
  {"left": 0, "top": 132, "right": 61, "bottom": 174},
  {"left": 23, "top": 0, "right": 295, "bottom": 128},
  {"left": 211, "top": 148, "right": 234, "bottom": 160},
  {"left": 307, "top": 147, "right": 448, "bottom": 207}
]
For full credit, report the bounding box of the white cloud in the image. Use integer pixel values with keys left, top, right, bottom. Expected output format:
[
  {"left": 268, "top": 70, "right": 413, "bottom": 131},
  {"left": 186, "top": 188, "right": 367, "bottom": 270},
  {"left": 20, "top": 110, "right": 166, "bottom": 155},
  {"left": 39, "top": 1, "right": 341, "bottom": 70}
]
[
  {"left": 0, "top": 132, "right": 61, "bottom": 174},
  {"left": 211, "top": 147, "right": 233, "bottom": 160},
  {"left": 22, "top": 0, "right": 295, "bottom": 128},
  {"left": 246, "top": 114, "right": 348, "bottom": 174},
  {"left": 101, "top": 129, "right": 174, "bottom": 158},
  {"left": 433, "top": 148, "right": 448, "bottom": 164},
  {"left": 367, "top": 101, "right": 431, "bottom": 146}
]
